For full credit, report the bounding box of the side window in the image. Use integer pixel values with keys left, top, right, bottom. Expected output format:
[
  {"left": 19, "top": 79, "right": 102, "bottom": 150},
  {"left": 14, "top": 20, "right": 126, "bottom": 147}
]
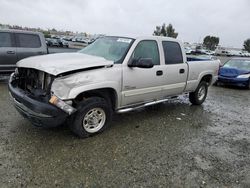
[
  {"left": 16, "top": 33, "right": 41, "bottom": 48},
  {"left": 0, "top": 32, "right": 13, "bottom": 47},
  {"left": 162, "top": 41, "right": 183, "bottom": 64},
  {"left": 132, "top": 40, "right": 160, "bottom": 65}
]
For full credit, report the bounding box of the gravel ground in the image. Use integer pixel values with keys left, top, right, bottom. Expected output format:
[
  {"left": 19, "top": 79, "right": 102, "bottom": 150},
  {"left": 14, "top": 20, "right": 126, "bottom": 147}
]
[{"left": 0, "top": 81, "right": 249, "bottom": 187}]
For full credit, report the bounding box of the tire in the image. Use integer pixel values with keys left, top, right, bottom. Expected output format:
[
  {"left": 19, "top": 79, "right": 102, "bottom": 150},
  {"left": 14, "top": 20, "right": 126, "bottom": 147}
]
[
  {"left": 189, "top": 81, "right": 208, "bottom": 105},
  {"left": 213, "top": 80, "right": 218, "bottom": 86},
  {"left": 69, "top": 97, "right": 112, "bottom": 138}
]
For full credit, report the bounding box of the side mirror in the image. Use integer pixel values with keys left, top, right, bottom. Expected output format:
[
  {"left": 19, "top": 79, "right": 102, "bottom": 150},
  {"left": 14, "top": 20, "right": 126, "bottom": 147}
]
[{"left": 128, "top": 58, "right": 154, "bottom": 68}]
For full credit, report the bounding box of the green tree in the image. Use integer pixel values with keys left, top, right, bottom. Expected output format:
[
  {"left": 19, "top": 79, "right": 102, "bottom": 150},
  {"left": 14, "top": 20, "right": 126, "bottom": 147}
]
[
  {"left": 153, "top": 26, "right": 161, "bottom": 36},
  {"left": 160, "top": 23, "right": 167, "bottom": 36},
  {"left": 166, "top": 24, "right": 178, "bottom": 38},
  {"left": 43, "top": 31, "right": 51, "bottom": 38},
  {"left": 203, "top": 36, "right": 220, "bottom": 50},
  {"left": 153, "top": 23, "right": 178, "bottom": 38},
  {"left": 243, "top": 39, "right": 250, "bottom": 53}
]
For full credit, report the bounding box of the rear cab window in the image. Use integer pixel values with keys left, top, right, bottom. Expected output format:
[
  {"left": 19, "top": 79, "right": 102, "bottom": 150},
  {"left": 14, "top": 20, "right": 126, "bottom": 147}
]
[
  {"left": 162, "top": 41, "right": 183, "bottom": 64},
  {"left": 15, "top": 33, "right": 41, "bottom": 48}
]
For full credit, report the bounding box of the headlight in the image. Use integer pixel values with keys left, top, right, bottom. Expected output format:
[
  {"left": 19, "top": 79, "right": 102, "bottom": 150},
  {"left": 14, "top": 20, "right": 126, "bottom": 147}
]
[
  {"left": 237, "top": 74, "right": 250, "bottom": 79},
  {"left": 49, "top": 95, "right": 76, "bottom": 115}
]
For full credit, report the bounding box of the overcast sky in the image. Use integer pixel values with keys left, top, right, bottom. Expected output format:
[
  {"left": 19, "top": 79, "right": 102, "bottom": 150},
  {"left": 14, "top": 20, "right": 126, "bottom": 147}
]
[{"left": 1, "top": 0, "right": 250, "bottom": 48}]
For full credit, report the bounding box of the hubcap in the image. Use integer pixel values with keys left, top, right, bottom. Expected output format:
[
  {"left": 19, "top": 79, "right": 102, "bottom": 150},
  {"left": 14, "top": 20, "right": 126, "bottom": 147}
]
[
  {"left": 198, "top": 86, "right": 206, "bottom": 101},
  {"left": 83, "top": 108, "right": 106, "bottom": 133}
]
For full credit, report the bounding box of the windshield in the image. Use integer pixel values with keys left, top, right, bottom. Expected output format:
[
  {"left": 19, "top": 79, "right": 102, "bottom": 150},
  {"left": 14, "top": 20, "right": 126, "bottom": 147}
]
[
  {"left": 223, "top": 59, "right": 250, "bottom": 70},
  {"left": 79, "top": 36, "right": 134, "bottom": 63}
]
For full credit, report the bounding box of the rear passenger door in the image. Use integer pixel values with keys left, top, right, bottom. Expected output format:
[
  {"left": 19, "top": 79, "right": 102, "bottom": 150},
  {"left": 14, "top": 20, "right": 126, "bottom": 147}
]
[
  {"left": 15, "top": 33, "right": 44, "bottom": 61},
  {"left": 162, "top": 41, "right": 188, "bottom": 97},
  {"left": 0, "top": 32, "right": 17, "bottom": 72}
]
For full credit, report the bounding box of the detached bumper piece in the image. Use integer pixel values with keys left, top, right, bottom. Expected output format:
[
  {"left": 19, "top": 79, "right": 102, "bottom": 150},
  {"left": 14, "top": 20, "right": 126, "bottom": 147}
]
[{"left": 9, "top": 76, "right": 68, "bottom": 128}]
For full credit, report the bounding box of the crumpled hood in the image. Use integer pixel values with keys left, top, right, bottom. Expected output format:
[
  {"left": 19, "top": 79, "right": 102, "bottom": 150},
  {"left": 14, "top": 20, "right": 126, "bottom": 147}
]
[
  {"left": 17, "top": 53, "right": 114, "bottom": 76},
  {"left": 219, "top": 67, "right": 250, "bottom": 78}
]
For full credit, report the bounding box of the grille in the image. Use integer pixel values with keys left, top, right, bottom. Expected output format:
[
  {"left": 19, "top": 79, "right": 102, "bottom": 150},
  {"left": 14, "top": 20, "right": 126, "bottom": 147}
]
[{"left": 17, "top": 68, "right": 53, "bottom": 96}]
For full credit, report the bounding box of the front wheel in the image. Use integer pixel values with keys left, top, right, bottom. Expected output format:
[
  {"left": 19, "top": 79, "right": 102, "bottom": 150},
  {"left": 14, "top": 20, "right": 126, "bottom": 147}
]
[
  {"left": 189, "top": 81, "right": 208, "bottom": 105},
  {"left": 69, "top": 97, "right": 112, "bottom": 138}
]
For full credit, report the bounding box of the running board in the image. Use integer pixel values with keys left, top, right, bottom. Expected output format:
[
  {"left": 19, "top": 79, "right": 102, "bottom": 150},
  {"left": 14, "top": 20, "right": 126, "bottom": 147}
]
[{"left": 117, "top": 98, "right": 172, "bottom": 113}]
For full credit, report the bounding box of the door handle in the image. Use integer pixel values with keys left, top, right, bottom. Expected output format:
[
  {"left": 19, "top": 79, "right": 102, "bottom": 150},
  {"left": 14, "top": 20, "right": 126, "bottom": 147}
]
[
  {"left": 156, "top": 70, "right": 163, "bottom": 76},
  {"left": 179, "top": 69, "right": 185, "bottom": 74},
  {"left": 7, "top": 51, "right": 15, "bottom": 54}
]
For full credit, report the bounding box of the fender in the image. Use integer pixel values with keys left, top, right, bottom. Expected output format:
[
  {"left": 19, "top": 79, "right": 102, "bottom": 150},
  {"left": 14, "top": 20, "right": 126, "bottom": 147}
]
[
  {"left": 185, "top": 71, "right": 214, "bottom": 92},
  {"left": 68, "top": 81, "right": 121, "bottom": 106}
]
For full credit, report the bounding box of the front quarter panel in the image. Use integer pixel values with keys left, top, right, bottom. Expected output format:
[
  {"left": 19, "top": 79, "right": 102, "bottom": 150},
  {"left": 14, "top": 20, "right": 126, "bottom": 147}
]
[{"left": 51, "top": 65, "right": 122, "bottom": 105}]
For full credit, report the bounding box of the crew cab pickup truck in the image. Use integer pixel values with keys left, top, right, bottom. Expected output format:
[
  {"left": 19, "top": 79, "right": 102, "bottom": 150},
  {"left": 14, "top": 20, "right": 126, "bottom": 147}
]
[
  {"left": 0, "top": 29, "right": 48, "bottom": 73},
  {"left": 9, "top": 36, "right": 220, "bottom": 138}
]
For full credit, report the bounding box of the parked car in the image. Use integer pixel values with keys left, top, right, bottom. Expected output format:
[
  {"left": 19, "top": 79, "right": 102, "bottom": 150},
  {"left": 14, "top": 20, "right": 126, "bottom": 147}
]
[
  {"left": 9, "top": 36, "right": 220, "bottom": 138},
  {"left": 227, "top": 50, "right": 244, "bottom": 57},
  {"left": 191, "top": 48, "right": 214, "bottom": 56},
  {"left": 241, "top": 51, "right": 250, "bottom": 57},
  {"left": 217, "top": 58, "right": 250, "bottom": 88},
  {"left": 204, "top": 50, "right": 215, "bottom": 56},
  {"left": 46, "top": 38, "right": 59, "bottom": 47},
  {"left": 57, "top": 39, "right": 69, "bottom": 48},
  {"left": 0, "top": 29, "right": 48, "bottom": 73},
  {"left": 215, "top": 47, "right": 230, "bottom": 56},
  {"left": 184, "top": 47, "right": 193, "bottom": 55}
]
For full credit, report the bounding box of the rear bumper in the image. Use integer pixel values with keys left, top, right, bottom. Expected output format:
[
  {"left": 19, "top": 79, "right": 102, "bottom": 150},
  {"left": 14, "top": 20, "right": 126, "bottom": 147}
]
[
  {"left": 218, "top": 76, "right": 249, "bottom": 87},
  {"left": 8, "top": 74, "right": 68, "bottom": 127}
]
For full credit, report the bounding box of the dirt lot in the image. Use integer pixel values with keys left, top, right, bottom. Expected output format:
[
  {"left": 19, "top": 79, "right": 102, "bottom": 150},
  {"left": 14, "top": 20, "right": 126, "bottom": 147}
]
[{"left": 0, "top": 79, "right": 249, "bottom": 187}]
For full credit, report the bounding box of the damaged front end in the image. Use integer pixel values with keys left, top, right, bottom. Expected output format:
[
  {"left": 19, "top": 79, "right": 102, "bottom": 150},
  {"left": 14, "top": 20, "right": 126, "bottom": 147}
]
[
  {"left": 16, "top": 68, "right": 53, "bottom": 97},
  {"left": 8, "top": 68, "right": 75, "bottom": 127}
]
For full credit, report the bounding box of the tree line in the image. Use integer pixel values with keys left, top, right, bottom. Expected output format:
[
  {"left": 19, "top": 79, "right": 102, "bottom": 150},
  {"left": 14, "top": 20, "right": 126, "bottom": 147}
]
[{"left": 153, "top": 23, "right": 250, "bottom": 52}]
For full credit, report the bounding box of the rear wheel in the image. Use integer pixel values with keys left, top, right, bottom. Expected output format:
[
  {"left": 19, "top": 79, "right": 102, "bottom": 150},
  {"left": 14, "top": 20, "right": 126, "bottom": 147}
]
[
  {"left": 189, "top": 81, "right": 208, "bottom": 105},
  {"left": 69, "top": 97, "right": 112, "bottom": 138}
]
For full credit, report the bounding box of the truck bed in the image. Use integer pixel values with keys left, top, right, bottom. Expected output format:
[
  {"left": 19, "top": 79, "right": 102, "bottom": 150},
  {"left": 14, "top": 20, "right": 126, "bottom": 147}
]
[{"left": 184, "top": 58, "right": 220, "bottom": 92}]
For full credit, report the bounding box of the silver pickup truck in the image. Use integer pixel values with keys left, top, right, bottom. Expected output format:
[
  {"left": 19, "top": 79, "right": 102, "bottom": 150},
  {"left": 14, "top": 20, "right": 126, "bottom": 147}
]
[{"left": 9, "top": 36, "right": 220, "bottom": 138}]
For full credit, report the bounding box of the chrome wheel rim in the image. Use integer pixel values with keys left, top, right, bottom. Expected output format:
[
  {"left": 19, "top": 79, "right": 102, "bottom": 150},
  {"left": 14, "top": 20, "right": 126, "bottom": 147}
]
[
  {"left": 83, "top": 108, "right": 106, "bottom": 133},
  {"left": 198, "top": 86, "right": 206, "bottom": 101}
]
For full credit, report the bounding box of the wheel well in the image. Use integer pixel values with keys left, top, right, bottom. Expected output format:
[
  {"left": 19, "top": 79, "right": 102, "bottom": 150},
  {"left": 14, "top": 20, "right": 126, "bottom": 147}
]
[
  {"left": 74, "top": 88, "right": 117, "bottom": 110},
  {"left": 200, "top": 74, "right": 213, "bottom": 85}
]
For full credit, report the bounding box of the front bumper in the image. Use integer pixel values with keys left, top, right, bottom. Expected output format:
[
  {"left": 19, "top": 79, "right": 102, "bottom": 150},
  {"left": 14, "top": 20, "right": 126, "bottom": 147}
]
[
  {"left": 218, "top": 76, "right": 249, "bottom": 87},
  {"left": 8, "top": 74, "right": 68, "bottom": 128}
]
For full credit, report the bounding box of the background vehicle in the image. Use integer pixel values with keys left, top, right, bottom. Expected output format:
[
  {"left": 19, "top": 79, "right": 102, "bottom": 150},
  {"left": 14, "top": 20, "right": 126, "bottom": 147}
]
[
  {"left": 227, "top": 50, "right": 243, "bottom": 57},
  {"left": 184, "top": 47, "right": 193, "bottom": 55},
  {"left": 215, "top": 47, "right": 230, "bottom": 56},
  {"left": 242, "top": 51, "right": 250, "bottom": 57},
  {"left": 0, "top": 29, "right": 48, "bottom": 73},
  {"left": 46, "top": 38, "right": 60, "bottom": 47},
  {"left": 204, "top": 50, "right": 215, "bottom": 55},
  {"left": 57, "top": 39, "right": 69, "bottom": 48},
  {"left": 9, "top": 36, "right": 220, "bottom": 138},
  {"left": 217, "top": 58, "right": 250, "bottom": 88}
]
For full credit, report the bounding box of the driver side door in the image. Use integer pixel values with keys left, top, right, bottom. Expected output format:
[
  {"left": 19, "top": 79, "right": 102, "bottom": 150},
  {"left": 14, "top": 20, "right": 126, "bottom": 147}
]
[{"left": 121, "top": 40, "right": 165, "bottom": 106}]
